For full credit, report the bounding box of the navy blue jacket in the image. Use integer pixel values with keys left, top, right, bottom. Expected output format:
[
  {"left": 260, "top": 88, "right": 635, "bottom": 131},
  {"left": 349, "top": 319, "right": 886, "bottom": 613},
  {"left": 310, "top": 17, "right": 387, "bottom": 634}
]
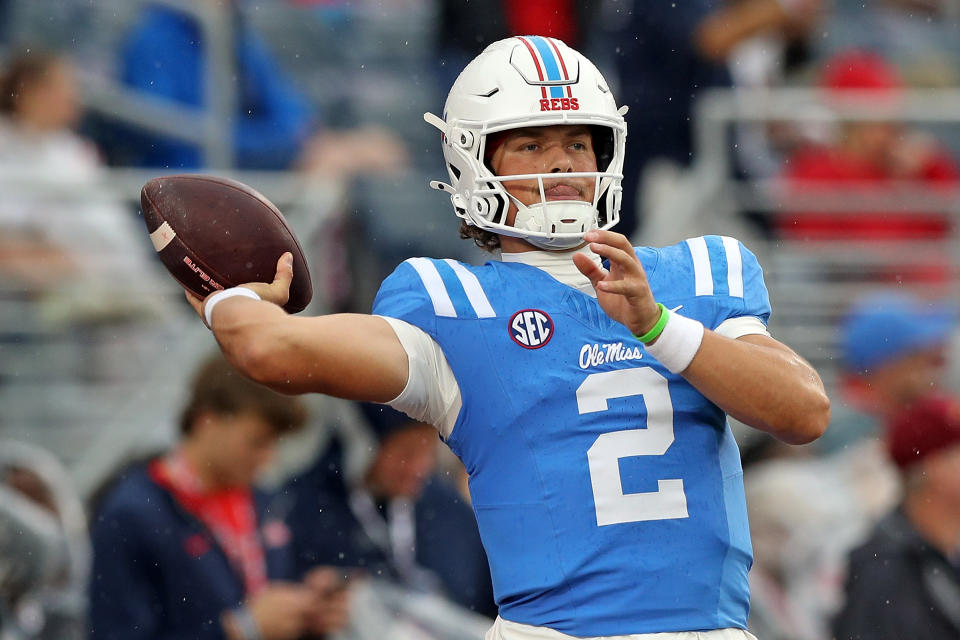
[
  {"left": 833, "top": 508, "right": 960, "bottom": 640},
  {"left": 88, "top": 464, "right": 297, "bottom": 640},
  {"left": 283, "top": 438, "right": 496, "bottom": 618}
]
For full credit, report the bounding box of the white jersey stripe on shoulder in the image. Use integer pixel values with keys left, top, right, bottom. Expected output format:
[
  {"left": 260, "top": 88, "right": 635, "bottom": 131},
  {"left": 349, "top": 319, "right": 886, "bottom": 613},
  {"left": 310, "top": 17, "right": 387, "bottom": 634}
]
[
  {"left": 406, "top": 258, "right": 457, "bottom": 317},
  {"left": 721, "top": 236, "right": 744, "bottom": 298},
  {"left": 686, "top": 237, "right": 713, "bottom": 296},
  {"left": 443, "top": 259, "right": 496, "bottom": 318}
]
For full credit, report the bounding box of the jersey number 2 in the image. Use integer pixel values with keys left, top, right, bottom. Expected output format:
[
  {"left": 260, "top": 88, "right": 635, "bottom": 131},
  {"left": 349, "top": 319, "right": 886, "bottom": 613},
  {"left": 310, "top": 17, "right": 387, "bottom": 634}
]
[{"left": 577, "top": 368, "right": 689, "bottom": 526}]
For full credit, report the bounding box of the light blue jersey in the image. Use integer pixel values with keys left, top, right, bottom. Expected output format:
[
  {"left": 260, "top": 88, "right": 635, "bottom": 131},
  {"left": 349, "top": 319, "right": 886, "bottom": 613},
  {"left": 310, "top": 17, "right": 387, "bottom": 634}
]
[{"left": 372, "top": 236, "right": 770, "bottom": 636}]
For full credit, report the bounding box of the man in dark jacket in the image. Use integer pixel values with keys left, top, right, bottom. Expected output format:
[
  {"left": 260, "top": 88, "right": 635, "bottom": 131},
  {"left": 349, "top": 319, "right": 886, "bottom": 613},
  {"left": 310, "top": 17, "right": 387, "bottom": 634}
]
[
  {"left": 834, "top": 392, "right": 960, "bottom": 639},
  {"left": 88, "top": 353, "right": 349, "bottom": 640},
  {"left": 284, "top": 403, "right": 496, "bottom": 618}
]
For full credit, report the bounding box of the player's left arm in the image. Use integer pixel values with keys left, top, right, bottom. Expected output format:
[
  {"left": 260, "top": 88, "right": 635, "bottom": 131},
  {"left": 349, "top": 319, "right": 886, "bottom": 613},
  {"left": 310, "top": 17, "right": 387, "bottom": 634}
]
[
  {"left": 680, "top": 331, "right": 829, "bottom": 444},
  {"left": 575, "top": 229, "right": 829, "bottom": 445}
]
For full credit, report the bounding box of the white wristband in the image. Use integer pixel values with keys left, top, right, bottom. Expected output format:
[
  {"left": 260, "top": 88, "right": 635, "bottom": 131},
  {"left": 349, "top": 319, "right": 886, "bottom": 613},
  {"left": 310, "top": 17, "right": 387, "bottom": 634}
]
[
  {"left": 203, "top": 287, "right": 261, "bottom": 328},
  {"left": 643, "top": 310, "right": 705, "bottom": 374}
]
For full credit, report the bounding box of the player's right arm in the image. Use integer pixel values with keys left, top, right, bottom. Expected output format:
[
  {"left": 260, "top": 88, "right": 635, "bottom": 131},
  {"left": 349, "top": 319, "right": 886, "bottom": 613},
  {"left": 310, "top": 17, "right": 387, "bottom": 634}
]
[{"left": 185, "top": 253, "right": 409, "bottom": 402}]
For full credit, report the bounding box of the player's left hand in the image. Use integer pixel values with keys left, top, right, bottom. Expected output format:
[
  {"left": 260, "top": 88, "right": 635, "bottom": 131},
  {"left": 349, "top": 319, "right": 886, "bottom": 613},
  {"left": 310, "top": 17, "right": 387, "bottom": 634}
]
[{"left": 573, "top": 230, "right": 661, "bottom": 337}]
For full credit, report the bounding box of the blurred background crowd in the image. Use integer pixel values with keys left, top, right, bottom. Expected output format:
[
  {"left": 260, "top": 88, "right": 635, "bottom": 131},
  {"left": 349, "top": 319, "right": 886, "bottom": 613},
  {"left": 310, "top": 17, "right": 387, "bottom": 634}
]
[{"left": 2, "top": 0, "right": 960, "bottom": 639}]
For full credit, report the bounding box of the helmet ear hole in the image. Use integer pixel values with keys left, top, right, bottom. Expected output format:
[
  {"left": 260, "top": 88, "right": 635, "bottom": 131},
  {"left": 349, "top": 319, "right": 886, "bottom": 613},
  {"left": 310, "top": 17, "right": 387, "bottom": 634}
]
[
  {"left": 473, "top": 197, "right": 490, "bottom": 219},
  {"left": 470, "top": 191, "right": 509, "bottom": 223},
  {"left": 455, "top": 130, "right": 475, "bottom": 149}
]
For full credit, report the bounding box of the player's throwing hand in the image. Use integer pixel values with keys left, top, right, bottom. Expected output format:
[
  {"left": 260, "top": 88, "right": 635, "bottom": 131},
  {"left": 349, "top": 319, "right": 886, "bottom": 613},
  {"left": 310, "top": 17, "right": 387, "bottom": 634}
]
[
  {"left": 184, "top": 253, "right": 294, "bottom": 322},
  {"left": 573, "top": 230, "right": 661, "bottom": 337}
]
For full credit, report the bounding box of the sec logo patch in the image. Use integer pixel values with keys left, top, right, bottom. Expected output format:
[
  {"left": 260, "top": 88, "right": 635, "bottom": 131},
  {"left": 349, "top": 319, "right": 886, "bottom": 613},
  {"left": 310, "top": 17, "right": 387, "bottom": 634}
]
[{"left": 509, "top": 309, "right": 554, "bottom": 349}]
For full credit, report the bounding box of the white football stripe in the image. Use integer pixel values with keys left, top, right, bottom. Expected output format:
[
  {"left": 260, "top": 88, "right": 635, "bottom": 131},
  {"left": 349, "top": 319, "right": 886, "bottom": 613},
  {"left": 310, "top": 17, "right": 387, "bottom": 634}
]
[
  {"left": 686, "top": 237, "right": 713, "bottom": 296},
  {"left": 721, "top": 236, "right": 744, "bottom": 298},
  {"left": 444, "top": 259, "right": 496, "bottom": 318},
  {"left": 149, "top": 221, "right": 176, "bottom": 252},
  {"left": 406, "top": 258, "right": 456, "bottom": 317}
]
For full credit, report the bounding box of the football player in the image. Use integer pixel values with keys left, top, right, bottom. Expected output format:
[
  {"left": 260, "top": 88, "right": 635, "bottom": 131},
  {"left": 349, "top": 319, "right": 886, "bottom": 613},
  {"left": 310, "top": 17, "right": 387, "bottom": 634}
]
[{"left": 186, "top": 36, "right": 829, "bottom": 640}]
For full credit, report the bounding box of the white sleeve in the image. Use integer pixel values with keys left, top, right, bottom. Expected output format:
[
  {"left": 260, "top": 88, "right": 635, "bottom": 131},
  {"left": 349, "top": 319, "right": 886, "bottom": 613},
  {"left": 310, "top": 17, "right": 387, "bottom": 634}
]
[
  {"left": 377, "top": 316, "right": 463, "bottom": 440},
  {"left": 715, "top": 316, "right": 771, "bottom": 340}
]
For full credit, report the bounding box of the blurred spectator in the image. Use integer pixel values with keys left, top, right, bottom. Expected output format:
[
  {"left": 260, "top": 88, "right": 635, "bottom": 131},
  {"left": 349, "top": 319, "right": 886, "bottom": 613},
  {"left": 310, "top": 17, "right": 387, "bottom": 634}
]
[
  {"left": 88, "top": 352, "right": 350, "bottom": 640},
  {"left": 283, "top": 403, "right": 496, "bottom": 618},
  {"left": 727, "top": 0, "right": 827, "bottom": 184},
  {"left": 119, "top": 0, "right": 310, "bottom": 170},
  {"left": 0, "top": 440, "right": 90, "bottom": 640},
  {"left": 752, "top": 290, "right": 953, "bottom": 623},
  {"left": 0, "top": 51, "right": 78, "bottom": 290},
  {"left": 0, "top": 50, "right": 170, "bottom": 326},
  {"left": 742, "top": 289, "right": 955, "bottom": 638},
  {"left": 833, "top": 392, "right": 960, "bottom": 639},
  {"left": 0, "top": 51, "right": 105, "bottom": 286},
  {"left": 613, "top": 0, "right": 821, "bottom": 240},
  {"left": 817, "top": 0, "right": 960, "bottom": 89},
  {"left": 778, "top": 49, "right": 959, "bottom": 248},
  {"left": 104, "top": 0, "right": 406, "bottom": 177},
  {"left": 434, "top": 0, "right": 600, "bottom": 93},
  {"left": 820, "top": 290, "right": 956, "bottom": 454}
]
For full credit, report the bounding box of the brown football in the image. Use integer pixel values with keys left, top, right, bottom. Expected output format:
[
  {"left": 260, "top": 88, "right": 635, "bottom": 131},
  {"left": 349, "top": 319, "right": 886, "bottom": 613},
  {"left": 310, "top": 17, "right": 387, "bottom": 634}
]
[{"left": 141, "top": 174, "right": 312, "bottom": 313}]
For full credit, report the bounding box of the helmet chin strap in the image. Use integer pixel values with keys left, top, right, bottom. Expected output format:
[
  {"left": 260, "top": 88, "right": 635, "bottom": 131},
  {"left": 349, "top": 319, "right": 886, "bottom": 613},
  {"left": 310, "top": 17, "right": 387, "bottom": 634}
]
[{"left": 513, "top": 201, "right": 598, "bottom": 250}]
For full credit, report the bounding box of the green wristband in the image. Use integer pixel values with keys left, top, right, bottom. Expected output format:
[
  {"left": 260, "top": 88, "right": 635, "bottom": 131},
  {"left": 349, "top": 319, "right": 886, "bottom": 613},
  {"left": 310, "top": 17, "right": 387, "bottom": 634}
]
[{"left": 634, "top": 303, "right": 669, "bottom": 344}]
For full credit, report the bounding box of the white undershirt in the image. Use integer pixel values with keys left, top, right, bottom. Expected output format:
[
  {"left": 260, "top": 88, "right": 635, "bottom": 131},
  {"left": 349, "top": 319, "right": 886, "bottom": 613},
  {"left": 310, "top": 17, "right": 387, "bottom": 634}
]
[
  {"left": 376, "top": 248, "right": 770, "bottom": 439},
  {"left": 500, "top": 245, "right": 603, "bottom": 298}
]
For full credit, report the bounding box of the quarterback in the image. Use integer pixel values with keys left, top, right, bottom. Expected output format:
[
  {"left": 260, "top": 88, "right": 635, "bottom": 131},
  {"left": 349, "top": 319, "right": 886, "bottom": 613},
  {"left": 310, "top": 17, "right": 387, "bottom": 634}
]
[{"left": 187, "top": 37, "right": 829, "bottom": 640}]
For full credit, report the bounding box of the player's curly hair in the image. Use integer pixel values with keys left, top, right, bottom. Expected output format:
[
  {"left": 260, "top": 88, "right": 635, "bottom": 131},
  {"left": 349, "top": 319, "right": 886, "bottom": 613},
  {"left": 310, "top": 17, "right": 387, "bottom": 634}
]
[{"left": 460, "top": 220, "right": 501, "bottom": 252}]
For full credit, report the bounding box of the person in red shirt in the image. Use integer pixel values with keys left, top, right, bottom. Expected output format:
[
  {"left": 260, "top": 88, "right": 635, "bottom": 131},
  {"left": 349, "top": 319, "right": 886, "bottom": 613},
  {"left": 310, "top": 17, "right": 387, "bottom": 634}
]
[
  {"left": 89, "top": 353, "right": 350, "bottom": 640},
  {"left": 779, "top": 49, "right": 958, "bottom": 244}
]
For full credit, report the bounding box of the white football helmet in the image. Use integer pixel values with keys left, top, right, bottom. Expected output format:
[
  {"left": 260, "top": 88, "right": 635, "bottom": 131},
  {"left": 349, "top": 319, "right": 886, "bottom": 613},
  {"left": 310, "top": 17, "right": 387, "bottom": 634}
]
[{"left": 425, "top": 36, "right": 627, "bottom": 250}]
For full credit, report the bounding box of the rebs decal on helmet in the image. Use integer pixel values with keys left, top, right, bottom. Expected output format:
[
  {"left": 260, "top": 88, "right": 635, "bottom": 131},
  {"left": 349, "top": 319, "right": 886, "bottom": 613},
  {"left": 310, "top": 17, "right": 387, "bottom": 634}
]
[{"left": 540, "top": 97, "right": 579, "bottom": 112}]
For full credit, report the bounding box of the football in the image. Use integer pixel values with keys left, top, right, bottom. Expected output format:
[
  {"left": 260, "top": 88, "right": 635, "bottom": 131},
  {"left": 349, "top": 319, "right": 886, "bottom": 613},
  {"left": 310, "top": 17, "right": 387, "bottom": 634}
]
[{"left": 140, "top": 174, "right": 313, "bottom": 313}]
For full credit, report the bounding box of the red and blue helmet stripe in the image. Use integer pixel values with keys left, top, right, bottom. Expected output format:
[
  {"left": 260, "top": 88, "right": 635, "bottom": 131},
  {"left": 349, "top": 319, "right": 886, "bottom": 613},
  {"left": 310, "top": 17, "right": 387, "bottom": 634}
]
[{"left": 516, "top": 35, "right": 573, "bottom": 99}]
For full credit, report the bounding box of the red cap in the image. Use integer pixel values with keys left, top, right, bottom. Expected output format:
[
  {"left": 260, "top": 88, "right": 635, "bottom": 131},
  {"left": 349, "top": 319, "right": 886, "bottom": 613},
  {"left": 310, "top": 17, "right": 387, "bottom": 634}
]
[
  {"left": 821, "top": 49, "right": 902, "bottom": 94},
  {"left": 886, "top": 394, "right": 960, "bottom": 469}
]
